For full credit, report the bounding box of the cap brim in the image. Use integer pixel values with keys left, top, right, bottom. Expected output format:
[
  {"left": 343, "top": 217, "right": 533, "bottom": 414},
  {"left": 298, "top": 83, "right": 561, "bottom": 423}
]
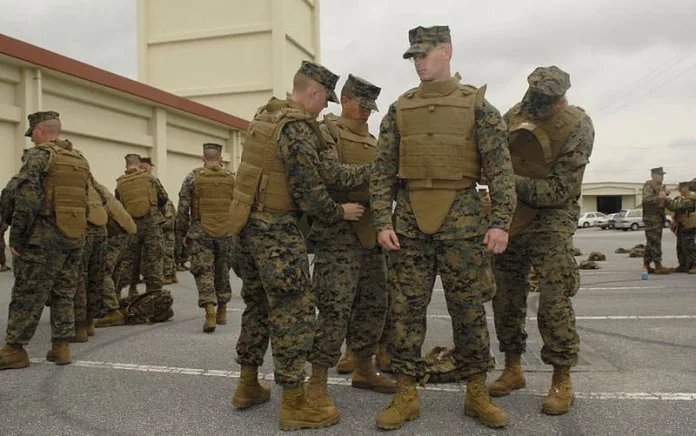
[
  {"left": 402, "top": 44, "right": 429, "bottom": 59},
  {"left": 328, "top": 90, "right": 339, "bottom": 103},
  {"left": 361, "top": 100, "right": 379, "bottom": 112},
  {"left": 24, "top": 126, "right": 32, "bottom": 137}
]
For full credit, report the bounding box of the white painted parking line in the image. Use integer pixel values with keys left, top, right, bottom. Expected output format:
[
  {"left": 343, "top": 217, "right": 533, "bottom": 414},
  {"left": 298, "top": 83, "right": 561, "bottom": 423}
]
[
  {"left": 29, "top": 358, "right": 696, "bottom": 401},
  {"left": 425, "top": 314, "right": 696, "bottom": 321}
]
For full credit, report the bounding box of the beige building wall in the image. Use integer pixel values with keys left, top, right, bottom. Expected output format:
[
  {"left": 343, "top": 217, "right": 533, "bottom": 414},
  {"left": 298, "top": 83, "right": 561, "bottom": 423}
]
[
  {"left": 0, "top": 35, "right": 247, "bottom": 200},
  {"left": 137, "top": 0, "right": 321, "bottom": 122}
]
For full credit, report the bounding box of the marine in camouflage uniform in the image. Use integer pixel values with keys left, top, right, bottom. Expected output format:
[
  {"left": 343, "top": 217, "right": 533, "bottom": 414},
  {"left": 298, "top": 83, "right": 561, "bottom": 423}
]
[
  {"left": 177, "top": 143, "right": 235, "bottom": 333},
  {"left": 72, "top": 175, "right": 109, "bottom": 341},
  {"left": 642, "top": 167, "right": 672, "bottom": 274},
  {"left": 161, "top": 199, "right": 177, "bottom": 284},
  {"left": 488, "top": 66, "right": 595, "bottom": 415},
  {"left": 0, "top": 222, "right": 9, "bottom": 271},
  {"left": 230, "top": 61, "right": 365, "bottom": 431},
  {"left": 663, "top": 182, "right": 696, "bottom": 273},
  {"left": 1, "top": 111, "right": 90, "bottom": 370},
  {"left": 95, "top": 154, "right": 168, "bottom": 327},
  {"left": 370, "top": 26, "right": 516, "bottom": 430},
  {"left": 306, "top": 74, "right": 395, "bottom": 406},
  {"left": 175, "top": 228, "right": 189, "bottom": 270}
]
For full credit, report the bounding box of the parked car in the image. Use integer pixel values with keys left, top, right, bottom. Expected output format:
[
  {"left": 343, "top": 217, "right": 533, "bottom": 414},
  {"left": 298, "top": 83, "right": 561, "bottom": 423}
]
[
  {"left": 615, "top": 209, "right": 643, "bottom": 231},
  {"left": 577, "top": 212, "right": 609, "bottom": 228},
  {"left": 607, "top": 212, "right": 623, "bottom": 229}
]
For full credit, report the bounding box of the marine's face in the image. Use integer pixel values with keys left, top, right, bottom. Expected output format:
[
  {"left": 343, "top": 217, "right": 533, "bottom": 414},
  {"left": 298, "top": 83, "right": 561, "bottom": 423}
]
[
  {"left": 412, "top": 45, "right": 449, "bottom": 82},
  {"left": 306, "top": 84, "right": 329, "bottom": 116},
  {"left": 341, "top": 96, "right": 372, "bottom": 123},
  {"left": 653, "top": 173, "right": 664, "bottom": 184}
]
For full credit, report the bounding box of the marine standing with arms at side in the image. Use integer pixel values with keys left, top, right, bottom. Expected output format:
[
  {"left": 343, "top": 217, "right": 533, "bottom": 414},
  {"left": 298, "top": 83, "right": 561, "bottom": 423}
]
[
  {"left": 306, "top": 74, "right": 395, "bottom": 411},
  {"left": 488, "top": 66, "right": 595, "bottom": 415},
  {"left": 229, "top": 61, "right": 364, "bottom": 431},
  {"left": 642, "top": 167, "right": 672, "bottom": 274},
  {"left": 176, "top": 143, "right": 235, "bottom": 333},
  {"left": 0, "top": 111, "right": 90, "bottom": 369},
  {"left": 370, "top": 26, "right": 516, "bottom": 430}
]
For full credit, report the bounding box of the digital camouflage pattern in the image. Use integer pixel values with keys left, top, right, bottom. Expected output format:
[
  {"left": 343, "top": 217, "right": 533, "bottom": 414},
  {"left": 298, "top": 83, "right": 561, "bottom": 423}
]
[
  {"left": 309, "top": 109, "right": 387, "bottom": 366},
  {"left": 0, "top": 222, "right": 8, "bottom": 267},
  {"left": 73, "top": 225, "right": 107, "bottom": 323},
  {"left": 342, "top": 74, "right": 381, "bottom": 111},
  {"left": 369, "top": 80, "right": 516, "bottom": 378},
  {"left": 492, "top": 232, "right": 580, "bottom": 366},
  {"left": 522, "top": 66, "right": 571, "bottom": 118},
  {"left": 177, "top": 169, "right": 233, "bottom": 307},
  {"left": 402, "top": 25, "right": 451, "bottom": 59},
  {"left": 664, "top": 194, "right": 696, "bottom": 269},
  {"left": 102, "top": 232, "right": 130, "bottom": 311},
  {"left": 297, "top": 60, "right": 339, "bottom": 103},
  {"left": 642, "top": 180, "right": 666, "bottom": 265},
  {"left": 161, "top": 199, "right": 176, "bottom": 278},
  {"left": 235, "top": 107, "right": 346, "bottom": 387},
  {"left": 5, "top": 143, "right": 89, "bottom": 345},
  {"left": 118, "top": 289, "right": 173, "bottom": 324}
]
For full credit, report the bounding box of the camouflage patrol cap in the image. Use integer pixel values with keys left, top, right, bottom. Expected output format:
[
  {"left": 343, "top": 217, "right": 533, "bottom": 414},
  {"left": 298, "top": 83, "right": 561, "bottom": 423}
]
[
  {"left": 124, "top": 153, "right": 141, "bottom": 164},
  {"left": 679, "top": 181, "right": 689, "bottom": 188},
  {"left": 342, "top": 74, "right": 381, "bottom": 112},
  {"left": 403, "top": 25, "right": 451, "bottom": 59},
  {"left": 203, "top": 143, "right": 223, "bottom": 152},
  {"left": 651, "top": 167, "right": 666, "bottom": 175},
  {"left": 24, "top": 111, "right": 60, "bottom": 136},
  {"left": 140, "top": 157, "right": 154, "bottom": 166},
  {"left": 297, "top": 60, "right": 340, "bottom": 103},
  {"left": 527, "top": 66, "right": 571, "bottom": 97}
]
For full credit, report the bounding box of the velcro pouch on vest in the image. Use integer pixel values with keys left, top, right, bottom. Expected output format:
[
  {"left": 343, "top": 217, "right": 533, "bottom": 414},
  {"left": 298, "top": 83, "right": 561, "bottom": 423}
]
[{"left": 350, "top": 209, "right": 377, "bottom": 249}]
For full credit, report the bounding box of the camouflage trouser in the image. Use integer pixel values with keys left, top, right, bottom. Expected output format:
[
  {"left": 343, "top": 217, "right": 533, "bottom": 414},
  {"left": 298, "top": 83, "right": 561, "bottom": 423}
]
[
  {"left": 379, "top": 251, "right": 396, "bottom": 348},
  {"left": 492, "top": 231, "right": 580, "bottom": 367},
  {"left": 309, "top": 229, "right": 388, "bottom": 367},
  {"left": 5, "top": 244, "right": 83, "bottom": 344},
  {"left": 162, "top": 228, "right": 176, "bottom": 277},
  {"left": 74, "top": 232, "right": 108, "bottom": 322},
  {"left": 234, "top": 218, "right": 314, "bottom": 388},
  {"left": 123, "top": 224, "right": 164, "bottom": 291},
  {"left": 388, "top": 235, "right": 495, "bottom": 378},
  {"left": 175, "top": 229, "right": 189, "bottom": 265},
  {"left": 0, "top": 231, "right": 6, "bottom": 266},
  {"left": 102, "top": 234, "right": 130, "bottom": 311},
  {"left": 676, "top": 227, "right": 696, "bottom": 268},
  {"left": 643, "top": 223, "right": 663, "bottom": 265},
  {"left": 188, "top": 236, "right": 232, "bottom": 307}
]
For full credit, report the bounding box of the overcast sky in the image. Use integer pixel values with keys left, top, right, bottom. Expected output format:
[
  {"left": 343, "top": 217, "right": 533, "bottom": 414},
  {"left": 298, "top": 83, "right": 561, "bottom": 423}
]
[{"left": 2, "top": 0, "right": 695, "bottom": 183}]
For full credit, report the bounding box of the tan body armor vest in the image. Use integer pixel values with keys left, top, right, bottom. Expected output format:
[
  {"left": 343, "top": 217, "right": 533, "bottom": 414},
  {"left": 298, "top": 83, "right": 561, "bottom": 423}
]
[
  {"left": 323, "top": 114, "right": 377, "bottom": 248},
  {"left": 87, "top": 178, "right": 108, "bottom": 227},
  {"left": 37, "top": 141, "right": 90, "bottom": 239},
  {"left": 395, "top": 77, "right": 484, "bottom": 234},
  {"left": 506, "top": 104, "right": 586, "bottom": 236},
  {"left": 230, "top": 99, "right": 322, "bottom": 235},
  {"left": 676, "top": 195, "right": 696, "bottom": 229},
  {"left": 193, "top": 165, "right": 235, "bottom": 237},
  {"left": 116, "top": 171, "right": 157, "bottom": 218}
]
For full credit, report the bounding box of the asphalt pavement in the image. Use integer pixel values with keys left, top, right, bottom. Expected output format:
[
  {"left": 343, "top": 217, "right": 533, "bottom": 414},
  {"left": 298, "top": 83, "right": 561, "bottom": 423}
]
[{"left": 0, "top": 226, "right": 694, "bottom": 436}]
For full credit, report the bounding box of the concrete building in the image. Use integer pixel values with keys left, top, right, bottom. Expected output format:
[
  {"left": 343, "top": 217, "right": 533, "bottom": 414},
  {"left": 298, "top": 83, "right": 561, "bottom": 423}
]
[
  {"left": 580, "top": 182, "right": 679, "bottom": 214},
  {"left": 137, "top": 0, "right": 321, "bottom": 122}
]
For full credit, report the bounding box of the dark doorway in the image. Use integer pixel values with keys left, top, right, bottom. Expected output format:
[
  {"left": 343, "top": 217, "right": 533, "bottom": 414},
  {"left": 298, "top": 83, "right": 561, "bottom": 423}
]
[{"left": 597, "top": 196, "right": 622, "bottom": 214}]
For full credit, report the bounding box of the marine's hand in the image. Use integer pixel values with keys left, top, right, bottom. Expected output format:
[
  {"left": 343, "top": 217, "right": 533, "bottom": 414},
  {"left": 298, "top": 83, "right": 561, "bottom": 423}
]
[
  {"left": 484, "top": 228, "right": 509, "bottom": 254},
  {"left": 182, "top": 236, "right": 189, "bottom": 248},
  {"left": 377, "top": 229, "right": 400, "bottom": 251},
  {"left": 10, "top": 246, "right": 19, "bottom": 257},
  {"left": 341, "top": 203, "right": 365, "bottom": 221}
]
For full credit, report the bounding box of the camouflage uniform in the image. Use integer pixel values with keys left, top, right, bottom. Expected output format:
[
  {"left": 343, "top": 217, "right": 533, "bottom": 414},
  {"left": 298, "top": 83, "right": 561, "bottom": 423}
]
[
  {"left": 73, "top": 223, "right": 107, "bottom": 325},
  {"left": 233, "top": 62, "right": 344, "bottom": 388},
  {"left": 115, "top": 168, "right": 169, "bottom": 292},
  {"left": 176, "top": 150, "right": 234, "bottom": 309},
  {"left": 4, "top": 113, "right": 89, "bottom": 349},
  {"left": 102, "top": 232, "right": 130, "bottom": 311},
  {"left": 161, "top": 199, "right": 177, "bottom": 280},
  {"left": 0, "top": 222, "right": 8, "bottom": 270},
  {"left": 642, "top": 169, "right": 668, "bottom": 269},
  {"left": 492, "top": 67, "right": 594, "bottom": 368},
  {"left": 308, "top": 75, "right": 388, "bottom": 369},
  {"left": 664, "top": 187, "right": 696, "bottom": 271}
]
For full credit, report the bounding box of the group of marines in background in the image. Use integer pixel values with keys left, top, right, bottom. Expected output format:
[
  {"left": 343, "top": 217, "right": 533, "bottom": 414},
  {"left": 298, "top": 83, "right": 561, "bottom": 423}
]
[{"left": 10, "top": 22, "right": 696, "bottom": 434}]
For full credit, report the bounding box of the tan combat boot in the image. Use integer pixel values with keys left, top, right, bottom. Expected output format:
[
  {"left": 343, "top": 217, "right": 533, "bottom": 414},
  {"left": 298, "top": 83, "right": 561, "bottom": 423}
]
[
  {"left": 0, "top": 344, "right": 30, "bottom": 370},
  {"left": 653, "top": 263, "right": 672, "bottom": 274},
  {"left": 46, "top": 341, "right": 72, "bottom": 365},
  {"left": 216, "top": 303, "right": 227, "bottom": 325},
  {"left": 376, "top": 343, "right": 393, "bottom": 373},
  {"left": 305, "top": 363, "right": 337, "bottom": 409},
  {"left": 336, "top": 350, "right": 355, "bottom": 374},
  {"left": 352, "top": 355, "right": 396, "bottom": 393},
  {"left": 488, "top": 353, "right": 526, "bottom": 397},
  {"left": 688, "top": 265, "right": 696, "bottom": 275},
  {"left": 464, "top": 372, "right": 509, "bottom": 428},
  {"left": 70, "top": 321, "right": 89, "bottom": 343},
  {"left": 232, "top": 366, "right": 271, "bottom": 409},
  {"left": 542, "top": 366, "right": 575, "bottom": 415},
  {"left": 86, "top": 318, "right": 95, "bottom": 337},
  {"left": 203, "top": 304, "right": 216, "bottom": 333},
  {"left": 375, "top": 374, "right": 420, "bottom": 430},
  {"left": 170, "top": 274, "right": 178, "bottom": 284},
  {"left": 128, "top": 284, "right": 139, "bottom": 298},
  {"left": 279, "top": 385, "right": 340, "bottom": 431},
  {"left": 94, "top": 310, "right": 126, "bottom": 328},
  {"left": 162, "top": 276, "right": 173, "bottom": 285}
]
